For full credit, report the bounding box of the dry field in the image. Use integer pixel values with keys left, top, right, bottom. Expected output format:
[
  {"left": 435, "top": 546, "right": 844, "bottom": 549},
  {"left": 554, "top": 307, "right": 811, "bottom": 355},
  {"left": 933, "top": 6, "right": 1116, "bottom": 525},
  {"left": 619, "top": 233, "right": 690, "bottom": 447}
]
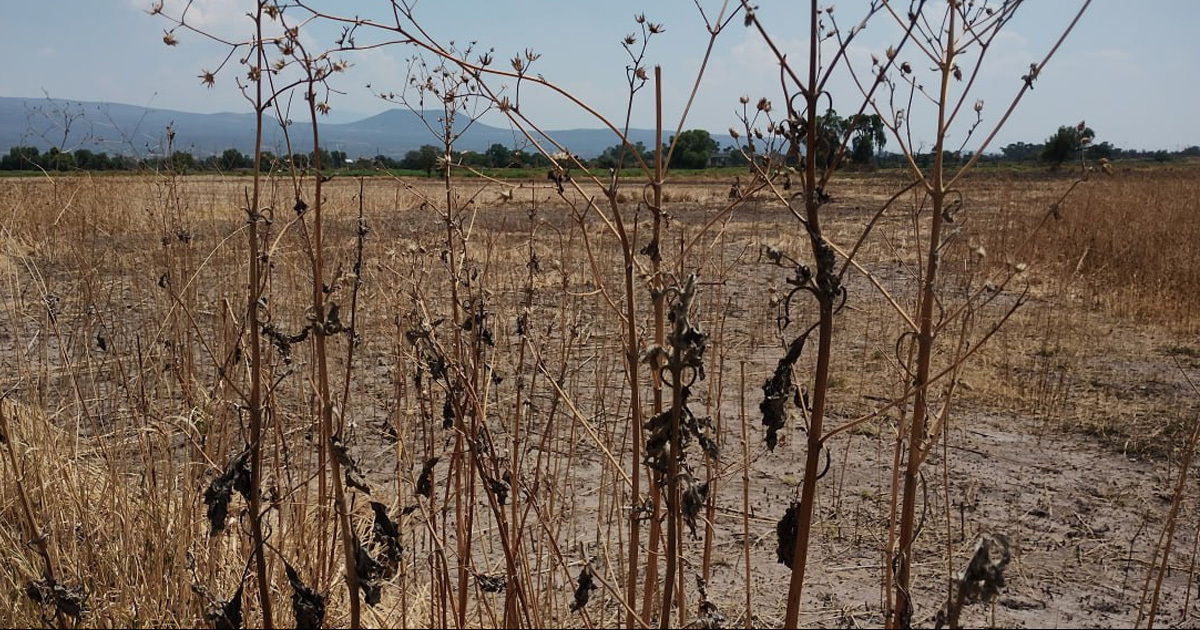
[{"left": 1, "top": 166, "right": 1198, "bottom": 628}]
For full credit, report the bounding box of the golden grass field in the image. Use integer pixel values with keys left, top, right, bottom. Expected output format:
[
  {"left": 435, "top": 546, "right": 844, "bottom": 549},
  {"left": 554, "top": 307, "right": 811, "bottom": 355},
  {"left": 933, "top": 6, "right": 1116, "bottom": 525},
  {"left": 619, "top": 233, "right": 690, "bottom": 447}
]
[{"left": 1, "top": 165, "right": 1198, "bottom": 628}]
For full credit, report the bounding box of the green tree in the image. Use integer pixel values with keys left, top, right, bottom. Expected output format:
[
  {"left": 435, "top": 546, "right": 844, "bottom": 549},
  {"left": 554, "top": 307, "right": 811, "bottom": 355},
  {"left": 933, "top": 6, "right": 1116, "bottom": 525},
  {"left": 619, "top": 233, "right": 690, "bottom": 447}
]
[
  {"left": 1041, "top": 122, "right": 1095, "bottom": 168},
  {"left": 484, "top": 143, "right": 513, "bottom": 168},
  {"left": 401, "top": 144, "right": 440, "bottom": 175},
  {"left": 1000, "top": 141, "right": 1043, "bottom": 162},
  {"left": 812, "top": 109, "right": 849, "bottom": 171},
  {"left": 46, "top": 147, "right": 76, "bottom": 171},
  {"left": 168, "top": 150, "right": 196, "bottom": 173},
  {"left": 848, "top": 114, "right": 887, "bottom": 166},
  {"left": 594, "top": 141, "right": 651, "bottom": 169},
  {"left": 669, "top": 129, "right": 718, "bottom": 169},
  {"left": 1, "top": 146, "right": 41, "bottom": 170},
  {"left": 219, "top": 148, "right": 249, "bottom": 170}
]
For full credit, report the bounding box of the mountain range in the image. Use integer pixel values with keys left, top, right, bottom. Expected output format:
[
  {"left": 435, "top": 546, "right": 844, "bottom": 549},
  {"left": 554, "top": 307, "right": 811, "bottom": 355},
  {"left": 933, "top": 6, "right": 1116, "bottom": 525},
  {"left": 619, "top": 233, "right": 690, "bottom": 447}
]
[{"left": 0, "top": 96, "right": 734, "bottom": 159}]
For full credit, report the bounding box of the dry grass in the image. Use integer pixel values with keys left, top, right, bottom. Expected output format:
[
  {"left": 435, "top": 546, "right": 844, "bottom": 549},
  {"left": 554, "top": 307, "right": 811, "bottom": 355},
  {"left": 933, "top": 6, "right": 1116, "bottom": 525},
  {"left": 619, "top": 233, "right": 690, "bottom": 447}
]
[{"left": 0, "top": 168, "right": 1197, "bottom": 627}]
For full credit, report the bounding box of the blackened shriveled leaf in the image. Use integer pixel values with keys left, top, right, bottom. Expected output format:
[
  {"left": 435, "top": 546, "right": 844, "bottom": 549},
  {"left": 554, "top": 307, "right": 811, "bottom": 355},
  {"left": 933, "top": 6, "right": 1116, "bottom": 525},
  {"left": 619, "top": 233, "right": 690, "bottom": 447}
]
[
  {"left": 330, "top": 435, "right": 354, "bottom": 468},
  {"left": 569, "top": 565, "right": 596, "bottom": 612},
  {"left": 353, "top": 535, "right": 385, "bottom": 606},
  {"left": 416, "top": 457, "right": 439, "bottom": 498},
  {"left": 345, "top": 468, "right": 371, "bottom": 494},
  {"left": 206, "top": 583, "right": 244, "bottom": 630},
  {"left": 776, "top": 503, "right": 801, "bottom": 568},
  {"left": 25, "top": 578, "right": 87, "bottom": 622},
  {"left": 476, "top": 573, "right": 506, "bottom": 593},
  {"left": 203, "top": 481, "right": 232, "bottom": 536},
  {"left": 761, "top": 362, "right": 794, "bottom": 451},
  {"left": 285, "top": 561, "right": 326, "bottom": 630},
  {"left": 442, "top": 391, "right": 455, "bottom": 429},
  {"left": 261, "top": 322, "right": 310, "bottom": 364},
  {"left": 380, "top": 419, "right": 399, "bottom": 444},
  {"left": 370, "top": 501, "right": 402, "bottom": 579},
  {"left": 681, "top": 475, "right": 710, "bottom": 538},
  {"left": 203, "top": 446, "right": 253, "bottom": 535},
  {"left": 370, "top": 501, "right": 400, "bottom": 539},
  {"left": 360, "top": 579, "right": 382, "bottom": 607},
  {"left": 693, "top": 577, "right": 725, "bottom": 629},
  {"left": 488, "top": 476, "right": 510, "bottom": 506},
  {"left": 940, "top": 532, "right": 1011, "bottom": 628}
]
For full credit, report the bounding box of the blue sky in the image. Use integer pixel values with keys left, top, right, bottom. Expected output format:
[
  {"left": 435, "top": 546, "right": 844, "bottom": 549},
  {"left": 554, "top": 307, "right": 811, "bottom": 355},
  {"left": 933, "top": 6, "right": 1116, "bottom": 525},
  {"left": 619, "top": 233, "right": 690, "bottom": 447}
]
[{"left": 2, "top": 1, "right": 1196, "bottom": 152}]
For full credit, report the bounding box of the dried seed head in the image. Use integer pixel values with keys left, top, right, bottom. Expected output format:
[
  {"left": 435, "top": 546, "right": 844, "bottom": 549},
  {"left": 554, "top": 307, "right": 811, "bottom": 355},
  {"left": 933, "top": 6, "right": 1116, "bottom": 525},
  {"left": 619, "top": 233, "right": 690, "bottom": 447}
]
[
  {"left": 756, "top": 97, "right": 771, "bottom": 113},
  {"left": 901, "top": 61, "right": 912, "bottom": 74},
  {"left": 624, "top": 33, "right": 637, "bottom": 46},
  {"left": 635, "top": 13, "right": 646, "bottom": 23},
  {"left": 635, "top": 66, "right": 649, "bottom": 81},
  {"left": 974, "top": 99, "right": 984, "bottom": 113},
  {"left": 728, "top": 127, "right": 740, "bottom": 140},
  {"left": 739, "top": 95, "right": 750, "bottom": 105},
  {"left": 162, "top": 30, "right": 178, "bottom": 46},
  {"left": 648, "top": 22, "right": 664, "bottom": 34},
  {"left": 886, "top": 46, "right": 897, "bottom": 60},
  {"left": 199, "top": 70, "right": 216, "bottom": 88}
]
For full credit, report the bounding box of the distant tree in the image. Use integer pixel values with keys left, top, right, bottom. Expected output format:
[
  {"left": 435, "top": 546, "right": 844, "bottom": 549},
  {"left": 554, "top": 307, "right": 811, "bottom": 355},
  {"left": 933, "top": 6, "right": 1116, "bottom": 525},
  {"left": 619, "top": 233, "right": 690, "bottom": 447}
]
[
  {"left": 484, "top": 143, "right": 513, "bottom": 168},
  {"left": 46, "top": 147, "right": 76, "bottom": 171},
  {"left": 219, "top": 148, "right": 249, "bottom": 170},
  {"left": 1041, "top": 122, "right": 1095, "bottom": 168},
  {"left": 812, "top": 110, "right": 849, "bottom": 170},
  {"left": 457, "top": 150, "right": 488, "bottom": 168},
  {"left": 1000, "top": 141, "right": 1043, "bottom": 162},
  {"left": 848, "top": 114, "right": 887, "bottom": 166},
  {"left": 289, "top": 152, "right": 311, "bottom": 170},
  {"left": 1090, "top": 141, "right": 1115, "bottom": 160},
  {"left": 73, "top": 149, "right": 97, "bottom": 170},
  {"left": 594, "top": 141, "right": 653, "bottom": 169},
  {"left": 1, "top": 146, "right": 41, "bottom": 170},
  {"left": 669, "top": 130, "right": 718, "bottom": 169},
  {"left": 401, "top": 144, "right": 439, "bottom": 175},
  {"left": 168, "top": 150, "right": 196, "bottom": 173},
  {"left": 373, "top": 154, "right": 398, "bottom": 169}
]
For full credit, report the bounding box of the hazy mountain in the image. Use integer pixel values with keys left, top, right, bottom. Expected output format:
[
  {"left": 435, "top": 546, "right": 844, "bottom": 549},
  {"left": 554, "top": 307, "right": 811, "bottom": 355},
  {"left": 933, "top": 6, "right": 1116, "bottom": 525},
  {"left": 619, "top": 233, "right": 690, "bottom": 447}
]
[{"left": 0, "top": 96, "right": 734, "bottom": 158}]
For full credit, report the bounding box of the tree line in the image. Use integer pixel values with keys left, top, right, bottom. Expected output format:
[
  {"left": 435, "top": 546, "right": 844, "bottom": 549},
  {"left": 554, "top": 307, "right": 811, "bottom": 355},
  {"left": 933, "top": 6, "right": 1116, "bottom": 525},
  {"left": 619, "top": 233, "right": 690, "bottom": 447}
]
[{"left": 4, "top": 121, "right": 1196, "bottom": 173}]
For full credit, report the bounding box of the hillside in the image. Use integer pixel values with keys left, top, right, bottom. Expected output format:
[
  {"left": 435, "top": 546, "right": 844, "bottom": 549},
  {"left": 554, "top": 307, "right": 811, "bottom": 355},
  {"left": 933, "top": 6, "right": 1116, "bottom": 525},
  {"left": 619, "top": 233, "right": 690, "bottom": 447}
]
[{"left": 0, "top": 96, "right": 734, "bottom": 159}]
